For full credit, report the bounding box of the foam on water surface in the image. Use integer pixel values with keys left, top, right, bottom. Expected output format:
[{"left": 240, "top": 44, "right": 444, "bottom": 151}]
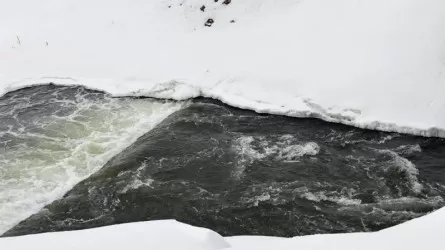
[
  {"left": 232, "top": 135, "right": 320, "bottom": 179},
  {"left": 376, "top": 149, "right": 423, "bottom": 194},
  {"left": 0, "top": 85, "right": 184, "bottom": 234}
]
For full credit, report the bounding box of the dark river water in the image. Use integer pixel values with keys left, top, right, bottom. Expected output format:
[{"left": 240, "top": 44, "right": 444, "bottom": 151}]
[{"left": 1, "top": 85, "right": 445, "bottom": 237}]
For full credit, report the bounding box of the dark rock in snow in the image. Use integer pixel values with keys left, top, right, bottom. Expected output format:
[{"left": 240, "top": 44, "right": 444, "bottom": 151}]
[{"left": 205, "top": 18, "right": 214, "bottom": 27}]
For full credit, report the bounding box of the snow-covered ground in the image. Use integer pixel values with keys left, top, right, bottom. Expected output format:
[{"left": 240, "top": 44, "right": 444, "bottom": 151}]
[
  {"left": 1, "top": 0, "right": 445, "bottom": 137},
  {"left": 1, "top": 207, "right": 444, "bottom": 250}
]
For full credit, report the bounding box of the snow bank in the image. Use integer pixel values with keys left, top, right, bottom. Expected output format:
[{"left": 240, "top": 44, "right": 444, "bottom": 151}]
[
  {"left": 229, "top": 205, "right": 445, "bottom": 249},
  {"left": 1, "top": 207, "right": 444, "bottom": 250},
  {"left": 1, "top": 0, "right": 445, "bottom": 137},
  {"left": 0, "top": 220, "right": 230, "bottom": 250}
]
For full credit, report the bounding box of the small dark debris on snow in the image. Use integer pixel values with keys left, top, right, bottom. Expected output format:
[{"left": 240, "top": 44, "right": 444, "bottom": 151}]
[
  {"left": 200, "top": 5, "right": 206, "bottom": 12},
  {"left": 230, "top": 20, "right": 235, "bottom": 23},
  {"left": 168, "top": 5, "right": 171, "bottom": 8},
  {"left": 214, "top": 0, "right": 219, "bottom": 2},
  {"left": 205, "top": 18, "right": 214, "bottom": 27},
  {"left": 222, "top": 0, "right": 231, "bottom": 5}
]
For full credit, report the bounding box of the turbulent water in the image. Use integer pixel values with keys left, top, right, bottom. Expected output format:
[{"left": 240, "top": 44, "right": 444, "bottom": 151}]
[
  {"left": 0, "top": 85, "right": 183, "bottom": 234},
  {"left": 1, "top": 85, "right": 445, "bottom": 237}
]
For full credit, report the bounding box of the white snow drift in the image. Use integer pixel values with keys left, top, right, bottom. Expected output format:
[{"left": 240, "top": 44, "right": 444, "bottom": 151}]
[
  {"left": 1, "top": 207, "right": 444, "bottom": 250},
  {"left": 1, "top": 0, "right": 445, "bottom": 137}
]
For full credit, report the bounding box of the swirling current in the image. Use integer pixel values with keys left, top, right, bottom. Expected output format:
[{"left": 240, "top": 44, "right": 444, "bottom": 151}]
[{"left": 1, "top": 85, "right": 445, "bottom": 237}]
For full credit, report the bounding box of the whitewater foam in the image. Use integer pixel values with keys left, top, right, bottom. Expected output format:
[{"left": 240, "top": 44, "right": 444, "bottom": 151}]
[
  {"left": 0, "top": 88, "right": 184, "bottom": 234},
  {"left": 394, "top": 145, "right": 422, "bottom": 156},
  {"left": 119, "top": 162, "right": 156, "bottom": 193},
  {"left": 376, "top": 149, "right": 423, "bottom": 194},
  {"left": 232, "top": 135, "right": 320, "bottom": 179},
  {"left": 294, "top": 187, "right": 362, "bottom": 206}
]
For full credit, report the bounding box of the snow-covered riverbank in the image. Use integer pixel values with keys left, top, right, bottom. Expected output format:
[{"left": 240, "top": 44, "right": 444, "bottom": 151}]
[
  {"left": 1, "top": 206, "right": 444, "bottom": 250},
  {"left": 1, "top": 0, "right": 445, "bottom": 137}
]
